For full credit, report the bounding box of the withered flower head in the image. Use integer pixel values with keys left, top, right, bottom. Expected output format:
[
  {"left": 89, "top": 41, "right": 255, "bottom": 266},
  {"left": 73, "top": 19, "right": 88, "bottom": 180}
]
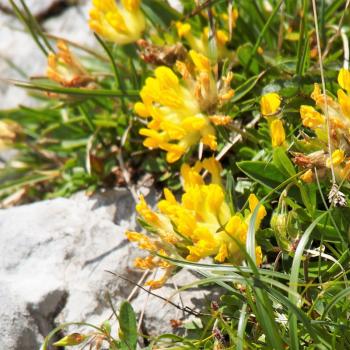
[
  {"left": 47, "top": 40, "right": 93, "bottom": 87},
  {"left": 137, "top": 39, "right": 187, "bottom": 67},
  {"left": 0, "top": 120, "right": 22, "bottom": 150}
]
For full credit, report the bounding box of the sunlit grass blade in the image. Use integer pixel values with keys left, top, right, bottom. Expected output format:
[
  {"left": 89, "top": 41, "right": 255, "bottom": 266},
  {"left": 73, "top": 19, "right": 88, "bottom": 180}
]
[
  {"left": 288, "top": 213, "right": 327, "bottom": 350},
  {"left": 321, "top": 287, "right": 350, "bottom": 321},
  {"left": 18, "top": 0, "right": 54, "bottom": 52},
  {"left": 0, "top": 172, "right": 59, "bottom": 196},
  {"left": 237, "top": 303, "right": 248, "bottom": 350},
  {"left": 231, "top": 71, "right": 265, "bottom": 103},
  {"left": 8, "top": 0, "right": 49, "bottom": 57},
  {"left": 8, "top": 79, "right": 139, "bottom": 98},
  {"left": 296, "top": 0, "right": 309, "bottom": 77}
]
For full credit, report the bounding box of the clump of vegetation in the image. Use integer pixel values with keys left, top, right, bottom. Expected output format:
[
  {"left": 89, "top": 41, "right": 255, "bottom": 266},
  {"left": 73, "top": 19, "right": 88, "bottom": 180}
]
[{"left": 2, "top": 0, "right": 350, "bottom": 349}]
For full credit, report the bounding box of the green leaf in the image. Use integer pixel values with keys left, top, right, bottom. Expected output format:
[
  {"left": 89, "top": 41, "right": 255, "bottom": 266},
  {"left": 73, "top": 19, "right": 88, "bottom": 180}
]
[
  {"left": 118, "top": 301, "right": 138, "bottom": 350},
  {"left": 296, "top": 0, "right": 309, "bottom": 77},
  {"left": 237, "top": 160, "right": 286, "bottom": 189},
  {"left": 244, "top": 0, "right": 283, "bottom": 73},
  {"left": 10, "top": 80, "right": 139, "bottom": 98},
  {"left": 288, "top": 213, "right": 327, "bottom": 349},
  {"left": 273, "top": 147, "right": 296, "bottom": 177},
  {"left": 232, "top": 71, "right": 265, "bottom": 103},
  {"left": 237, "top": 43, "right": 260, "bottom": 75},
  {"left": 141, "top": 0, "right": 180, "bottom": 28},
  {"left": 102, "top": 320, "right": 111, "bottom": 335}
]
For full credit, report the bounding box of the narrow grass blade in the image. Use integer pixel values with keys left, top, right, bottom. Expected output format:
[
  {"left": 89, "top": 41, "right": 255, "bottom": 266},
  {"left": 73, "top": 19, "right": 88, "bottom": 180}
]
[
  {"left": 245, "top": 0, "right": 283, "bottom": 73},
  {"left": 288, "top": 213, "right": 327, "bottom": 349},
  {"left": 8, "top": 79, "right": 139, "bottom": 98}
]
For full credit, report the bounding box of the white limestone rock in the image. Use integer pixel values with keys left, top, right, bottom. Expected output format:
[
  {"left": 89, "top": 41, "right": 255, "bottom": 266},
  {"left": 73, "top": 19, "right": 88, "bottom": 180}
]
[
  {"left": 0, "top": 188, "right": 214, "bottom": 349},
  {"left": 0, "top": 0, "right": 58, "bottom": 17},
  {"left": 0, "top": 188, "right": 141, "bottom": 349}
]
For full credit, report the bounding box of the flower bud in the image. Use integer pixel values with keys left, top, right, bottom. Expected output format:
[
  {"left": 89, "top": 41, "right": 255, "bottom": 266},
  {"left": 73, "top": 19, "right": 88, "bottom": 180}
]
[
  {"left": 53, "top": 333, "right": 87, "bottom": 347},
  {"left": 271, "top": 213, "right": 290, "bottom": 251}
]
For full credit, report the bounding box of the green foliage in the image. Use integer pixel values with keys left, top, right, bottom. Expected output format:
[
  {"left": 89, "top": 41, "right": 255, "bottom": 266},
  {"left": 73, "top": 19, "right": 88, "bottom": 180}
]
[
  {"left": 118, "top": 301, "right": 138, "bottom": 350},
  {"left": 3, "top": 0, "right": 350, "bottom": 349}
]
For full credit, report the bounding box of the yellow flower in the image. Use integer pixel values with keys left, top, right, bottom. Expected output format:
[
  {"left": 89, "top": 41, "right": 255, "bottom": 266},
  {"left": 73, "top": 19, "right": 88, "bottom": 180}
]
[
  {"left": 134, "top": 101, "right": 149, "bottom": 117},
  {"left": 300, "top": 105, "right": 324, "bottom": 128},
  {"left": 135, "top": 54, "right": 222, "bottom": 162},
  {"left": 260, "top": 92, "right": 281, "bottom": 116},
  {"left": 47, "top": 40, "right": 92, "bottom": 87},
  {"left": 337, "top": 89, "right": 350, "bottom": 118},
  {"left": 270, "top": 119, "right": 285, "bottom": 147},
  {"left": 297, "top": 70, "right": 350, "bottom": 179},
  {"left": 338, "top": 68, "right": 350, "bottom": 94},
  {"left": 145, "top": 267, "right": 175, "bottom": 289},
  {"left": 326, "top": 149, "right": 345, "bottom": 168},
  {"left": 176, "top": 22, "right": 191, "bottom": 37},
  {"left": 134, "top": 256, "right": 156, "bottom": 270},
  {"left": 255, "top": 246, "right": 263, "bottom": 266},
  {"left": 175, "top": 21, "right": 231, "bottom": 60},
  {"left": 126, "top": 231, "right": 157, "bottom": 251},
  {"left": 135, "top": 52, "right": 234, "bottom": 163},
  {"left": 209, "top": 115, "right": 232, "bottom": 126},
  {"left": 339, "top": 161, "right": 350, "bottom": 180},
  {"left": 127, "top": 158, "right": 266, "bottom": 287},
  {"left": 311, "top": 83, "right": 337, "bottom": 109},
  {"left": 300, "top": 169, "right": 314, "bottom": 183},
  {"left": 248, "top": 194, "right": 267, "bottom": 227},
  {"left": 221, "top": 8, "right": 239, "bottom": 29},
  {"left": 89, "top": 0, "right": 145, "bottom": 44},
  {"left": 189, "top": 49, "right": 211, "bottom": 72},
  {"left": 136, "top": 195, "right": 161, "bottom": 226},
  {"left": 134, "top": 255, "right": 171, "bottom": 270},
  {"left": 285, "top": 32, "right": 300, "bottom": 41}
]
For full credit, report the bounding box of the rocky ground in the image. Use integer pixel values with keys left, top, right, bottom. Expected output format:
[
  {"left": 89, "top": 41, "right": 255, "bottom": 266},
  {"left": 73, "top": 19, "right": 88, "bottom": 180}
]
[{"left": 0, "top": 187, "right": 214, "bottom": 350}]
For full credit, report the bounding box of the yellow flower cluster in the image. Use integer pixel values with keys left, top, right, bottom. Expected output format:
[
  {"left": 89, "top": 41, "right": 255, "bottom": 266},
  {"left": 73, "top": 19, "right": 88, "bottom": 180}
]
[
  {"left": 260, "top": 92, "right": 286, "bottom": 148},
  {"left": 134, "top": 50, "right": 234, "bottom": 162},
  {"left": 297, "top": 69, "right": 350, "bottom": 181},
  {"left": 89, "top": 0, "right": 145, "bottom": 44},
  {"left": 126, "top": 158, "right": 266, "bottom": 288}
]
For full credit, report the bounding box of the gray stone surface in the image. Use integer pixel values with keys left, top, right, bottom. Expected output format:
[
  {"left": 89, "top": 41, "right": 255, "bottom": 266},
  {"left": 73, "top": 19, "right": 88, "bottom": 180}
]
[
  {"left": 0, "top": 286, "right": 40, "bottom": 350},
  {"left": 0, "top": 0, "right": 58, "bottom": 17},
  {"left": 44, "top": 1, "right": 94, "bottom": 46},
  {"left": 0, "top": 188, "right": 211, "bottom": 349},
  {"left": 132, "top": 268, "right": 215, "bottom": 337},
  {"left": 0, "top": 188, "right": 139, "bottom": 349},
  {"left": 167, "top": 0, "right": 183, "bottom": 12},
  {"left": 0, "top": 11, "right": 45, "bottom": 109}
]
